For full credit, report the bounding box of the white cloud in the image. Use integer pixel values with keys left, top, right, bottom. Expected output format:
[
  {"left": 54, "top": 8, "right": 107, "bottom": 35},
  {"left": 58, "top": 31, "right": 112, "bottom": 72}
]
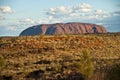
[
  {"left": 91, "top": 10, "right": 110, "bottom": 20},
  {"left": 95, "top": 23, "right": 103, "bottom": 25},
  {"left": 36, "top": 19, "right": 50, "bottom": 24},
  {"left": 0, "top": 6, "right": 13, "bottom": 21},
  {"left": 19, "top": 18, "right": 52, "bottom": 25},
  {"left": 24, "top": 18, "right": 35, "bottom": 24},
  {"left": 0, "top": 17, "right": 5, "bottom": 20},
  {"left": 0, "top": 6, "right": 13, "bottom": 14},
  {"left": 95, "top": 10, "right": 106, "bottom": 15},
  {"left": 19, "top": 18, "right": 35, "bottom": 25},
  {"left": 7, "top": 27, "right": 17, "bottom": 31},
  {"left": 0, "top": 14, "right": 5, "bottom": 20},
  {"left": 74, "top": 3, "right": 92, "bottom": 12},
  {"left": 52, "top": 3, "right": 92, "bottom": 14},
  {"left": 46, "top": 3, "right": 92, "bottom": 19},
  {"left": 45, "top": 3, "right": 111, "bottom": 22}
]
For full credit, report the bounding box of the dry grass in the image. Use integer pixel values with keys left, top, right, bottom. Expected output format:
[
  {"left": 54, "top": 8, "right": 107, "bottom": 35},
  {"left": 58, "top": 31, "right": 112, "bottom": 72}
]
[{"left": 0, "top": 33, "right": 120, "bottom": 80}]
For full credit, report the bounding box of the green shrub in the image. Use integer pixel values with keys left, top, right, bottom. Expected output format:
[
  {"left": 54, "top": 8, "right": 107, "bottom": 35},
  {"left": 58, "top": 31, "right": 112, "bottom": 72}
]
[{"left": 73, "top": 49, "right": 94, "bottom": 80}]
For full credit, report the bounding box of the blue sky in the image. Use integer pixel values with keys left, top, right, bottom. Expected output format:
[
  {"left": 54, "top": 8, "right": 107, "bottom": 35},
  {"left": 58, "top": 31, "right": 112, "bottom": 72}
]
[{"left": 0, "top": 0, "right": 120, "bottom": 36}]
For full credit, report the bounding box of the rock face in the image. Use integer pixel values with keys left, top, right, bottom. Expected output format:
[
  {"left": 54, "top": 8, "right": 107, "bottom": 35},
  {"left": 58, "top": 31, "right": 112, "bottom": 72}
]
[{"left": 20, "top": 22, "right": 107, "bottom": 36}]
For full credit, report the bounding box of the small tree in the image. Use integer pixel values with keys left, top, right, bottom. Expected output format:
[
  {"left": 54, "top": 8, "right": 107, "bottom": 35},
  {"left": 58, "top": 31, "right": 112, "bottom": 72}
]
[{"left": 74, "top": 49, "right": 94, "bottom": 80}]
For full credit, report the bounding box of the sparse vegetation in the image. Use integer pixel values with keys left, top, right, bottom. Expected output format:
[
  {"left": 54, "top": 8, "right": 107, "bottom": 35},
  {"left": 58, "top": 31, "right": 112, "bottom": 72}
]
[{"left": 0, "top": 33, "right": 120, "bottom": 80}]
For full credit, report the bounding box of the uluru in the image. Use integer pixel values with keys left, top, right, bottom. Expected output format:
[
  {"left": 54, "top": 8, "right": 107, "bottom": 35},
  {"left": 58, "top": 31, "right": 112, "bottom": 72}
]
[{"left": 19, "top": 22, "right": 107, "bottom": 36}]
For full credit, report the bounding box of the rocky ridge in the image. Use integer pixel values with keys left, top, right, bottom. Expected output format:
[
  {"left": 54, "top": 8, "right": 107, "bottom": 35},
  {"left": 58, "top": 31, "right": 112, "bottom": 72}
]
[{"left": 20, "top": 22, "right": 107, "bottom": 36}]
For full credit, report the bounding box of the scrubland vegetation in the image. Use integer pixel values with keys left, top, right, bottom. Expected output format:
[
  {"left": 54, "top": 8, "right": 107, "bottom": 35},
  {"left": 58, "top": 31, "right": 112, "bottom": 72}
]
[{"left": 0, "top": 33, "right": 120, "bottom": 80}]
